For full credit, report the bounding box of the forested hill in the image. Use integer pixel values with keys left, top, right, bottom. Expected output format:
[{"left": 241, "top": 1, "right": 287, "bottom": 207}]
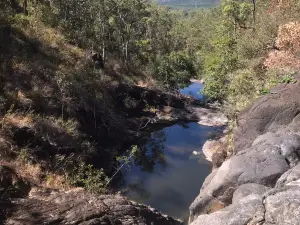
[{"left": 156, "top": 0, "right": 219, "bottom": 8}]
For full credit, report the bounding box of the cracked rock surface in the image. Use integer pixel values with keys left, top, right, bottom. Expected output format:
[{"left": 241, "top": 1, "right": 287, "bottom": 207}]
[
  {"left": 3, "top": 187, "right": 182, "bottom": 225},
  {"left": 189, "top": 78, "right": 300, "bottom": 225},
  {"left": 0, "top": 166, "right": 181, "bottom": 225}
]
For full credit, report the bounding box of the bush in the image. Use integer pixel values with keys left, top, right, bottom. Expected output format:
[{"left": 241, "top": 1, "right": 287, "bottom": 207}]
[
  {"left": 68, "top": 163, "right": 108, "bottom": 194},
  {"left": 153, "top": 51, "right": 196, "bottom": 90}
]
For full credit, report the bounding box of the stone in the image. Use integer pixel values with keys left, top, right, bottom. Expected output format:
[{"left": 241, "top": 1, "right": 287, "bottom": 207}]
[
  {"left": 189, "top": 77, "right": 300, "bottom": 224},
  {"left": 276, "top": 163, "right": 300, "bottom": 187},
  {"left": 252, "top": 132, "right": 300, "bottom": 167},
  {"left": 263, "top": 185, "right": 300, "bottom": 225},
  {"left": 6, "top": 188, "right": 182, "bottom": 225},
  {"left": 189, "top": 149, "right": 289, "bottom": 221},
  {"left": 190, "top": 194, "right": 265, "bottom": 225},
  {"left": 191, "top": 184, "right": 300, "bottom": 225},
  {"left": 234, "top": 80, "right": 300, "bottom": 152},
  {"left": 232, "top": 183, "right": 270, "bottom": 204}
]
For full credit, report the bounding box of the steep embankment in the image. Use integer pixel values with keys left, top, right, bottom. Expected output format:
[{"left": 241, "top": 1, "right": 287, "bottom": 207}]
[{"left": 189, "top": 75, "right": 300, "bottom": 224}]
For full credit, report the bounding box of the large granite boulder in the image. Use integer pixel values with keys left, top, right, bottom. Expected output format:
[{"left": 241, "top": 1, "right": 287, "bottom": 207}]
[
  {"left": 190, "top": 183, "right": 300, "bottom": 225},
  {"left": 190, "top": 194, "right": 265, "bottom": 225},
  {"left": 232, "top": 183, "right": 270, "bottom": 204},
  {"left": 234, "top": 81, "right": 300, "bottom": 152},
  {"left": 189, "top": 77, "right": 300, "bottom": 224}
]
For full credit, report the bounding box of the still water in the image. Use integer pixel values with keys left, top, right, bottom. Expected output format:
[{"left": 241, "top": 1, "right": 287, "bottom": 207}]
[
  {"left": 180, "top": 82, "right": 204, "bottom": 100},
  {"left": 119, "top": 82, "right": 215, "bottom": 222}
]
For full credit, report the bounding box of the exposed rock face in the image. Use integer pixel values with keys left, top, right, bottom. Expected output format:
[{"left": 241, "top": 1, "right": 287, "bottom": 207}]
[
  {"left": 5, "top": 188, "right": 181, "bottom": 225},
  {"left": 0, "top": 167, "right": 181, "bottom": 225},
  {"left": 189, "top": 78, "right": 300, "bottom": 224}
]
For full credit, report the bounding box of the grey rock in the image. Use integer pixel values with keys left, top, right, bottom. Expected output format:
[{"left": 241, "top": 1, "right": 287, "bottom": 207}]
[
  {"left": 191, "top": 185, "right": 300, "bottom": 225},
  {"left": 189, "top": 78, "right": 300, "bottom": 224},
  {"left": 156, "top": 106, "right": 228, "bottom": 127},
  {"left": 232, "top": 183, "right": 270, "bottom": 204},
  {"left": 190, "top": 194, "right": 265, "bottom": 225},
  {"left": 189, "top": 149, "right": 289, "bottom": 220},
  {"left": 263, "top": 185, "right": 300, "bottom": 225},
  {"left": 6, "top": 188, "right": 182, "bottom": 225},
  {"left": 252, "top": 132, "right": 300, "bottom": 167},
  {"left": 234, "top": 81, "right": 300, "bottom": 151},
  {"left": 189, "top": 106, "right": 228, "bottom": 126},
  {"left": 276, "top": 163, "right": 300, "bottom": 187}
]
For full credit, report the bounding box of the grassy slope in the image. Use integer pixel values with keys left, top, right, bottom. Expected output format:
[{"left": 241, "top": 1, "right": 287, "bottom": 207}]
[{"left": 0, "top": 11, "right": 155, "bottom": 191}]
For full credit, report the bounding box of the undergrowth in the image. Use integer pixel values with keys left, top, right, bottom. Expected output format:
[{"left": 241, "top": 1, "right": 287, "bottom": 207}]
[{"left": 0, "top": 2, "right": 147, "bottom": 194}]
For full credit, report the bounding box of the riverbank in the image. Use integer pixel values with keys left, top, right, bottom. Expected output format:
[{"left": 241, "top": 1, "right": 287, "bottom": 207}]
[
  {"left": 189, "top": 75, "right": 300, "bottom": 225},
  {"left": 0, "top": 77, "right": 228, "bottom": 224}
]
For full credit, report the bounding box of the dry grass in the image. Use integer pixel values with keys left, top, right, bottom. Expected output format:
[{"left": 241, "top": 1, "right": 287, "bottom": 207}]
[
  {"left": 2, "top": 112, "right": 33, "bottom": 128},
  {"left": 43, "top": 173, "right": 71, "bottom": 190},
  {"left": 0, "top": 159, "right": 71, "bottom": 190},
  {"left": 266, "top": 0, "right": 293, "bottom": 13},
  {"left": 14, "top": 14, "right": 84, "bottom": 63},
  {"left": 264, "top": 21, "right": 300, "bottom": 72},
  {"left": 136, "top": 78, "right": 156, "bottom": 89},
  {"left": 0, "top": 111, "right": 79, "bottom": 190},
  {"left": 264, "top": 50, "right": 300, "bottom": 71},
  {"left": 0, "top": 4, "right": 147, "bottom": 195}
]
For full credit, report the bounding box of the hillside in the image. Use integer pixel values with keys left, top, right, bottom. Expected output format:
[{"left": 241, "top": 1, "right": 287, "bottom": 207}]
[{"left": 0, "top": 0, "right": 201, "bottom": 198}]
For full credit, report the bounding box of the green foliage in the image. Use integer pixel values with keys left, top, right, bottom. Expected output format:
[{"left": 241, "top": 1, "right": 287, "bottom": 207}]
[
  {"left": 68, "top": 163, "right": 108, "bottom": 194},
  {"left": 154, "top": 51, "right": 196, "bottom": 90},
  {"left": 106, "top": 145, "right": 138, "bottom": 186},
  {"left": 228, "top": 69, "right": 256, "bottom": 97},
  {"left": 259, "top": 87, "right": 270, "bottom": 96},
  {"left": 201, "top": 35, "right": 238, "bottom": 100},
  {"left": 222, "top": 0, "right": 252, "bottom": 28},
  {"left": 277, "top": 73, "right": 297, "bottom": 84},
  {"left": 116, "top": 145, "right": 138, "bottom": 165}
]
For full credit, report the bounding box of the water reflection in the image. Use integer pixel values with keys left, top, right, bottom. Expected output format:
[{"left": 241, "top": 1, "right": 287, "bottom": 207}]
[
  {"left": 120, "top": 122, "right": 216, "bottom": 223},
  {"left": 133, "top": 130, "right": 167, "bottom": 173}
]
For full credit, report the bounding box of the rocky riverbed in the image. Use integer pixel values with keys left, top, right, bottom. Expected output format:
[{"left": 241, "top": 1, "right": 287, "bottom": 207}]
[{"left": 189, "top": 76, "right": 300, "bottom": 225}]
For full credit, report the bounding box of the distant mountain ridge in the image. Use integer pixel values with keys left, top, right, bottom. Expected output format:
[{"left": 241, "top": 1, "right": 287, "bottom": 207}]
[{"left": 156, "top": 0, "right": 219, "bottom": 8}]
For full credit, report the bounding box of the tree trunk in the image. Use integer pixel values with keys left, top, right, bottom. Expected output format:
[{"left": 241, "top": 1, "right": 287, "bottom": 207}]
[
  {"left": 252, "top": 0, "right": 256, "bottom": 23},
  {"left": 23, "top": 0, "right": 28, "bottom": 15},
  {"left": 102, "top": 43, "right": 105, "bottom": 66},
  {"left": 125, "top": 41, "right": 128, "bottom": 63}
]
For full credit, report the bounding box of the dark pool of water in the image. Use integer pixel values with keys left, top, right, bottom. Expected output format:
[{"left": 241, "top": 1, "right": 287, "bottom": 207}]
[
  {"left": 118, "top": 82, "right": 215, "bottom": 223},
  {"left": 119, "top": 123, "right": 215, "bottom": 222}
]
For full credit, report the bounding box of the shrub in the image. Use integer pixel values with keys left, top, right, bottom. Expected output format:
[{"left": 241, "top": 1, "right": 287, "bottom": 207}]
[{"left": 68, "top": 163, "right": 108, "bottom": 194}]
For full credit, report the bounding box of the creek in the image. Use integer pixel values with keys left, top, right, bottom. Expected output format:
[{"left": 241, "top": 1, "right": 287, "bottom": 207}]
[{"left": 118, "top": 82, "right": 217, "bottom": 223}]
